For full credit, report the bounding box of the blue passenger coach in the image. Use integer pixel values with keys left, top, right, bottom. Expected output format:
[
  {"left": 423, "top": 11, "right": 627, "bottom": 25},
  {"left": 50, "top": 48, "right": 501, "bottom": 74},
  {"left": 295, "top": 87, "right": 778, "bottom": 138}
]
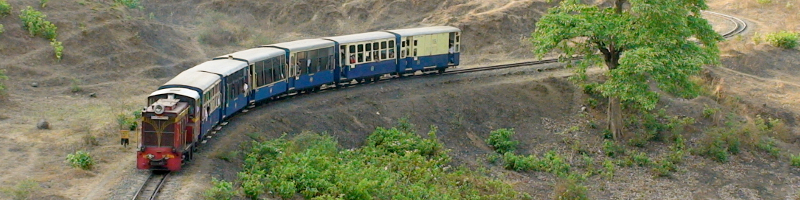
[
  {"left": 216, "top": 48, "right": 288, "bottom": 103},
  {"left": 157, "top": 70, "right": 222, "bottom": 139},
  {"left": 385, "top": 26, "right": 461, "bottom": 75},
  {"left": 191, "top": 59, "right": 250, "bottom": 119},
  {"left": 323, "top": 32, "right": 398, "bottom": 83},
  {"left": 261, "top": 39, "right": 336, "bottom": 92}
]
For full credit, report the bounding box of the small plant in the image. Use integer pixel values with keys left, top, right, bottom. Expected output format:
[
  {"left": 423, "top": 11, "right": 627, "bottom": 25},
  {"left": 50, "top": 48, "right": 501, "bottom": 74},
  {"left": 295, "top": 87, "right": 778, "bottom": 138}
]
[
  {"left": 602, "top": 140, "right": 625, "bottom": 157},
  {"left": 203, "top": 178, "right": 236, "bottom": 200},
  {"left": 19, "top": 6, "right": 57, "bottom": 40},
  {"left": 756, "top": 0, "right": 772, "bottom": 4},
  {"left": 0, "top": 69, "right": 7, "bottom": 96},
  {"left": 114, "top": 0, "right": 141, "bottom": 9},
  {"left": 51, "top": 39, "right": 63, "bottom": 60},
  {"left": 486, "top": 128, "right": 519, "bottom": 154},
  {"left": 790, "top": 154, "right": 800, "bottom": 168},
  {"left": 0, "top": 0, "right": 10, "bottom": 16},
  {"left": 630, "top": 151, "right": 652, "bottom": 167},
  {"left": 764, "top": 31, "right": 799, "bottom": 49},
  {"left": 66, "top": 150, "right": 95, "bottom": 170},
  {"left": 552, "top": 177, "right": 588, "bottom": 200},
  {"left": 0, "top": 24, "right": 4, "bottom": 34},
  {"left": 40, "top": 0, "right": 49, "bottom": 8},
  {"left": 117, "top": 111, "right": 138, "bottom": 130},
  {"left": 70, "top": 78, "right": 82, "bottom": 92},
  {"left": 756, "top": 138, "right": 780, "bottom": 157},
  {"left": 601, "top": 159, "right": 615, "bottom": 178},
  {"left": 0, "top": 179, "right": 40, "bottom": 200},
  {"left": 702, "top": 105, "right": 718, "bottom": 118}
]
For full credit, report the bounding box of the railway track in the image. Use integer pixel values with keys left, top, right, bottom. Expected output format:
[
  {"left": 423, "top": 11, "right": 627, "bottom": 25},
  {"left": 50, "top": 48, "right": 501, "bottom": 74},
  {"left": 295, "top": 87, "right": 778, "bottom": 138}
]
[
  {"left": 704, "top": 11, "right": 749, "bottom": 38},
  {"left": 138, "top": 11, "right": 749, "bottom": 200},
  {"left": 132, "top": 172, "right": 170, "bottom": 200}
]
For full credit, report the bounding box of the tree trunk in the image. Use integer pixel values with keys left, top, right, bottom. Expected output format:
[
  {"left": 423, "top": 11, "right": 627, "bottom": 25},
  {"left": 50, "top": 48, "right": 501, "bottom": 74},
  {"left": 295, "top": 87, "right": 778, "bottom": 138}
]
[{"left": 607, "top": 96, "right": 624, "bottom": 141}]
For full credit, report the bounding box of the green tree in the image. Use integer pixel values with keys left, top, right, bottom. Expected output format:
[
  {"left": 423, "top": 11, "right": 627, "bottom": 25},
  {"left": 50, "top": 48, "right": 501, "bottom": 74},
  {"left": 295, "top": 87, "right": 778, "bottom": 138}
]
[{"left": 531, "top": 0, "right": 722, "bottom": 140}]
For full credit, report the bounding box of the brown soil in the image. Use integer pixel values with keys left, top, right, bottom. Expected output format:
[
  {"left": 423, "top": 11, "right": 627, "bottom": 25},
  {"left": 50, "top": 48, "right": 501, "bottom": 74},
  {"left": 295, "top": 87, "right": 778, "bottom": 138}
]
[{"left": 0, "top": 0, "right": 799, "bottom": 199}]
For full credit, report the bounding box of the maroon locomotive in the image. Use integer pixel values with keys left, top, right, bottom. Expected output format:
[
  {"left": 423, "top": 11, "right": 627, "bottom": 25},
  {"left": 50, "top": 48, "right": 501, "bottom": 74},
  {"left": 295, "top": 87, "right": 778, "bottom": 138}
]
[{"left": 137, "top": 94, "right": 197, "bottom": 171}]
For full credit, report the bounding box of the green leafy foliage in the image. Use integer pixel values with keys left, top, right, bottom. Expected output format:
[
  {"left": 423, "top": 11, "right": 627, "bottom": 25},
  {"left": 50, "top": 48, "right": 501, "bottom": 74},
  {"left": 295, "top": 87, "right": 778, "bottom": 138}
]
[
  {"left": 114, "top": 0, "right": 141, "bottom": 9},
  {"left": 501, "top": 151, "right": 571, "bottom": 177},
  {"left": 791, "top": 154, "right": 800, "bottom": 168},
  {"left": 19, "top": 6, "right": 57, "bottom": 40},
  {"left": 116, "top": 111, "right": 139, "bottom": 130},
  {"left": 234, "top": 124, "right": 529, "bottom": 199},
  {"left": 0, "top": 0, "right": 10, "bottom": 16},
  {"left": 50, "top": 39, "right": 63, "bottom": 60},
  {"left": 0, "top": 179, "right": 40, "bottom": 200},
  {"left": 0, "top": 69, "right": 6, "bottom": 96},
  {"left": 486, "top": 128, "right": 519, "bottom": 154},
  {"left": 552, "top": 177, "right": 588, "bottom": 200},
  {"left": 764, "top": 31, "right": 799, "bottom": 49},
  {"left": 204, "top": 178, "right": 236, "bottom": 200},
  {"left": 40, "top": 0, "right": 48, "bottom": 8},
  {"left": 530, "top": 0, "right": 722, "bottom": 136},
  {"left": 0, "top": 24, "right": 4, "bottom": 34},
  {"left": 602, "top": 140, "right": 625, "bottom": 158},
  {"left": 66, "top": 150, "right": 95, "bottom": 170}
]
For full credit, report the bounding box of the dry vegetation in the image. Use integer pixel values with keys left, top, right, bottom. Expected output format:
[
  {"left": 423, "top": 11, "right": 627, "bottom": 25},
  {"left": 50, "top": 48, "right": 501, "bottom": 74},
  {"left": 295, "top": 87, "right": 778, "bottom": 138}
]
[{"left": 0, "top": 0, "right": 799, "bottom": 199}]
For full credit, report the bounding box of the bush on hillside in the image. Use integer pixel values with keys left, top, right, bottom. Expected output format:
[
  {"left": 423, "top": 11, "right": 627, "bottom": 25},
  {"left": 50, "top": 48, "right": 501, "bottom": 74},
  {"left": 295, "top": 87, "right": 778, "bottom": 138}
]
[
  {"left": 234, "top": 126, "right": 529, "bottom": 199},
  {"left": 764, "top": 31, "right": 799, "bottom": 49},
  {"left": 0, "top": 24, "right": 4, "bottom": 34},
  {"left": 486, "top": 128, "right": 519, "bottom": 154},
  {"left": 0, "top": 69, "right": 7, "bottom": 96},
  {"left": 51, "top": 39, "right": 63, "bottom": 60},
  {"left": 19, "top": 6, "right": 57, "bottom": 40},
  {"left": 0, "top": 0, "right": 11, "bottom": 16},
  {"left": 66, "top": 150, "right": 95, "bottom": 170},
  {"left": 20, "top": 7, "right": 55, "bottom": 38},
  {"left": 115, "top": 0, "right": 141, "bottom": 9}
]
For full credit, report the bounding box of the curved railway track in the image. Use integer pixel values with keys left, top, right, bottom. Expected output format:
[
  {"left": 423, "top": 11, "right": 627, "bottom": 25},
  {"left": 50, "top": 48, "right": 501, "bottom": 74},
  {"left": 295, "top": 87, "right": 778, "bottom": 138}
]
[
  {"left": 133, "top": 11, "right": 748, "bottom": 199},
  {"left": 703, "top": 11, "right": 749, "bottom": 38},
  {"left": 132, "top": 172, "right": 170, "bottom": 200}
]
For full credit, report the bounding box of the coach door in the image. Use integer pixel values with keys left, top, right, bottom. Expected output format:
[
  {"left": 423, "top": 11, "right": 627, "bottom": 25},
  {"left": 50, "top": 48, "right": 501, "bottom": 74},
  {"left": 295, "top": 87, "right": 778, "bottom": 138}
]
[{"left": 449, "top": 32, "right": 460, "bottom": 64}]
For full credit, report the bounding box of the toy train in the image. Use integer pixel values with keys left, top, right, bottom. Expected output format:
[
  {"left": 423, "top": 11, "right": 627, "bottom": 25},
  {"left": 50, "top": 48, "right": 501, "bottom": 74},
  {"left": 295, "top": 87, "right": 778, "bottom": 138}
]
[{"left": 137, "top": 26, "right": 461, "bottom": 171}]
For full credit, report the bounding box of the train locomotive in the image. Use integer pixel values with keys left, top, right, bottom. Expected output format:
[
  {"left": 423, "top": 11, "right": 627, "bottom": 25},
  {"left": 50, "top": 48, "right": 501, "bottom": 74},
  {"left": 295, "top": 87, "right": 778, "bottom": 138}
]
[{"left": 137, "top": 26, "right": 461, "bottom": 171}]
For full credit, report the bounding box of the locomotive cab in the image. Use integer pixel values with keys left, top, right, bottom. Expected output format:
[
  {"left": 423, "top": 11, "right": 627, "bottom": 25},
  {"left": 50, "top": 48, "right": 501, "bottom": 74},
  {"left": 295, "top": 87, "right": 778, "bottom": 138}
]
[{"left": 137, "top": 94, "right": 194, "bottom": 171}]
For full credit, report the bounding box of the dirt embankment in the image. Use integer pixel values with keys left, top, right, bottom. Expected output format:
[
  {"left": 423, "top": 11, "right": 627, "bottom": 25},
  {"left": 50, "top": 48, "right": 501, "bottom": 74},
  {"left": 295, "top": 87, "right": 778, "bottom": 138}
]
[{"left": 1, "top": 0, "right": 800, "bottom": 199}]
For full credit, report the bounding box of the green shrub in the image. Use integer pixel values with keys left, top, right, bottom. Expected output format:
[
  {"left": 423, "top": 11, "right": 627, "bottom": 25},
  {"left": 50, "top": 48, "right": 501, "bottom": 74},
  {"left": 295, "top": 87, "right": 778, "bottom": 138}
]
[
  {"left": 630, "top": 151, "right": 652, "bottom": 167},
  {"left": 203, "top": 178, "right": 236, "bottom": 200},
  {"left": 0, "top": 0, "right": 10, "bottom": 16},
  {"left": 486, "top": 128, "right": 519, "bottom": 154},
  {"left": 790, "top": 154, "right": 800, "bottom": 168},
  {"left": 114, "top": 0, "right": 141, "bottom": 9},
  {"left": 0, "top": 179, "right": 40, "bottom": 200},
  {"left": 756, "top": 138, "right": 780, "bottom": 157},
  {"left": 19, "top": 6, "right": 57, "bottom": 40},
  {"left": 51, "top": 39, "right": 63, "bottom": 60},
  {"left": 702, "top": 105, "right": 719, "bottom": 119},
  {"left": 501, "top": 151, "right": 571, "bottom": 177},
  {"left": 552, "top": 177, "right": 588, "bottom": 200},
  {"left": 66, "top": 150, "right": 95, "bottom": 170},
  {"left": 602, "top": 140, "right": 625, "bottom": 157},
  {"left": 601, "top": 159, "right": 615, "bottom": 178},
  {"left": 40, "top": 0, "right": 48, "bottom": 8},
  {"left": 764, "top": 31, "right": 799, "bottom": 49},
  {"left": 0, "top": 24, "right": 4, "bottom": 34},
  {"left": 235, "top": 125, "right": 529, "bottom": 199},
  {"left": 756, "top": 0, "right": 772, "bottom": 4},
  {"left": 0, "top": 69, "right": 6, "bottom": 96}
]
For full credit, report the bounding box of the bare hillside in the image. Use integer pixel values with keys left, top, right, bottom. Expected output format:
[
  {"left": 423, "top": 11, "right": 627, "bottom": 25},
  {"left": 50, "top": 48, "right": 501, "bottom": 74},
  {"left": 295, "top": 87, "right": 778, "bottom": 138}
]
[{"left": 0, "top": 0, "right": 799, "bottom": 199}]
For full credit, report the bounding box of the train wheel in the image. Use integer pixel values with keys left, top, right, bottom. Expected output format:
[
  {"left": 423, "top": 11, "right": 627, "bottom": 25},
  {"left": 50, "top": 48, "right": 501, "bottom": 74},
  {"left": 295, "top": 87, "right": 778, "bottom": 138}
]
[{"left": 438, "top": 68, "right": 446, "bottom": 74}]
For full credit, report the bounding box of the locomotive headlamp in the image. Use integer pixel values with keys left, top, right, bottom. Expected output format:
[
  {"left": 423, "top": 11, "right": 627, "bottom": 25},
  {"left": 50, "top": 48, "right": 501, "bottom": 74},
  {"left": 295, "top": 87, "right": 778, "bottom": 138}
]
[
  {"left": 154, "top": 104, "right": 165, "bottom": 114},
  {"left": 146, "top": 154, "right": 154, "bottom": 159}
]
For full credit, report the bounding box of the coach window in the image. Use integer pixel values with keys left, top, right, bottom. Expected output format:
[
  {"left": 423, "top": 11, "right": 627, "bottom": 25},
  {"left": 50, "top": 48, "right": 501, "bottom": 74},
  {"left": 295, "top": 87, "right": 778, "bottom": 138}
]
[
  {"left": 340, "top": 46, "right": 346, "bottom": 66},
  {"left": 357, "top": 44, "right": 364, "bottom": 63},
  {"left": 307, "top": 50, "right": 317, "bottom": 73},
  {"left": 349, "top": 45, "right": 356, "bottom": 64},
  {"left": 365, "top": 43, "right": 372, "bottom": 62},
  {"left": 297, "top": 52, "right": 308, "bottom": 75}
]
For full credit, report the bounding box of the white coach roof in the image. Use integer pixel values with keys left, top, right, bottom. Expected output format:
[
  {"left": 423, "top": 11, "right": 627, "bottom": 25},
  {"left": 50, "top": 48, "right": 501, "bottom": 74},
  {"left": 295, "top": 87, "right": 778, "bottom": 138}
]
[
  {"left": 216, "top": 47, "right": 286, "bottom": 63},
  {"left": 385, "top": 26, "right": 460, "bottom": 36},
  {"left": 323, "top": 32, "right": 396, "bottom": 44},
  {"left": 190, "top": 59, "right": 248, "bottom": 76},
  {"left": 149, "top": 88, "right": 200, "bottom": 100},
  {"left": 162, "top": 70, "right": 220, "bottom": 91},
  {"left": 261, "top": 39, "right": 334, "bottom": 52}
]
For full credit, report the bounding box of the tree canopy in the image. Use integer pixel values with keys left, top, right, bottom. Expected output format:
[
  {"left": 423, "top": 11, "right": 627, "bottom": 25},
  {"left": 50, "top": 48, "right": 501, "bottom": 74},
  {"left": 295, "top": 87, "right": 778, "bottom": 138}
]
[{"left": 531, "top": 0, "right": 722, "bottom": 110}]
